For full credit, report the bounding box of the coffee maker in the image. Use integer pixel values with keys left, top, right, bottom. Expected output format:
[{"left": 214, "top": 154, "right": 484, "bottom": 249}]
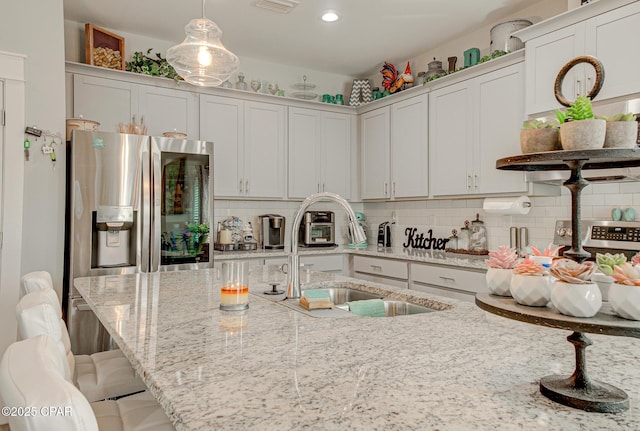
[{"left": 258, "top": 214, "right": 286, "bottom": 249}]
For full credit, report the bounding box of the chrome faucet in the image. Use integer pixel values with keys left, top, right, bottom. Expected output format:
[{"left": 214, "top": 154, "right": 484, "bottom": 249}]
[{"left": 286, "top": 192, "right": 367, "bottom": 300}]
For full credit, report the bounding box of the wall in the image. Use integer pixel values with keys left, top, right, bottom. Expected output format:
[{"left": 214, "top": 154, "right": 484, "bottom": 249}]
[
  {"left": 364, "top": 0, "right": 566, "bottom": 85},
  {"left": 0, "top": 0, "right": 66, "bottom": 351},
  {"left": 64, "top": 20, "right": 356, "bottom": 97},
  {"left": 363, "top": 182, "right": 640, "bottom": 253}
]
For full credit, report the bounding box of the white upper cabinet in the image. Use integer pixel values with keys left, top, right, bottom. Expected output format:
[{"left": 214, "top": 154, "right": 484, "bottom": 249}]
[
  {"left": 200, "top": 95, "right": 286, "bottom": 199},
  {"left": 429, "top": 62, "right": 526, "bottom": 197},
  {"left": 523, "top": 1, "right": 640, "bottom": 115},
  {"left": 73, "top": 74, "right": 197, "bottom": 137},
  {"left": 391, "top": 94, "right": 429, "bottom": 199},
  {"left": 288, "top": 107, "right": 352, "bottom": 199},
  {"left": 199, "top": 95, "right": 243, "bottom": 198},
  {"left": 360, "top": 107, "right": 391, "bottom": 199},
  {"left": 361, "top": 93, "right": 429, "bottom": 200}
]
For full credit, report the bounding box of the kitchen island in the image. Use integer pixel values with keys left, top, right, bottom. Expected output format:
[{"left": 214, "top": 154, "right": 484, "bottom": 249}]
[{"left": 74, "top": 269, "right": 640, "bottom": 431}]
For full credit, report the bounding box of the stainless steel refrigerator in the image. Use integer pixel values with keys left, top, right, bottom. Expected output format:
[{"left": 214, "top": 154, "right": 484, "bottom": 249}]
[{"left": 63, "top": 130, "right": 213, "bottom": 354}]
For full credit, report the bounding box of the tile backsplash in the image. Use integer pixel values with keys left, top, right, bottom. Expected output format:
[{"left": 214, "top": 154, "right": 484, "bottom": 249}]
[{"left": 215, "top": 182, "right": 639, "bottom": 252}]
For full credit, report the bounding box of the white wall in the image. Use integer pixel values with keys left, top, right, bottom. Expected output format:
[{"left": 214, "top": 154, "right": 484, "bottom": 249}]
[
  {"left": 363, "top": 0, "right": 566, "bottom": 86},
  {"left": 64, "top": 20, "right": 356, "bottom": 98},
  {"left": 0, "top": 0, "right": 66, "bottom": 353}
]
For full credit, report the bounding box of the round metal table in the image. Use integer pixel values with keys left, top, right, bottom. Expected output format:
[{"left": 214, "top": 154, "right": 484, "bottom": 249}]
[{"left": 480, "top": 147, "right": 640, "bottom": 413}]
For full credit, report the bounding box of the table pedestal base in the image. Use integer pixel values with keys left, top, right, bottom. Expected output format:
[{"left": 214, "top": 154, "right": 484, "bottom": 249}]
[{"left": 539, "top": 331, "right": 629, "bottom": 413}]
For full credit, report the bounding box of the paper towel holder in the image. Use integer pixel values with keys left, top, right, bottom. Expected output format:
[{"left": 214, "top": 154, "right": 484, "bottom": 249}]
[{"left": 482, "top": 195, "right": 532, "bottom": 215}]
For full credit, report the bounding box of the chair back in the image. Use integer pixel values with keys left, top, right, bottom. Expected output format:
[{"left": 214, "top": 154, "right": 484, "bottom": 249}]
[
  {"left": 0, "top": 335, "right": 99, "bottom": 431},
  {"left": 16, "top": 288, "right": 75, "bottom": 381},
  {"left": 20, "top": 270, "right": 54, "bottom": 297}
]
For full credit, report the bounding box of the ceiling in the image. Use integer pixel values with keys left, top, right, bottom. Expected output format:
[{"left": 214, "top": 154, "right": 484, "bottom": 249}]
[{"left": 64, "top": 0, "right": 538, "bottom": 77}]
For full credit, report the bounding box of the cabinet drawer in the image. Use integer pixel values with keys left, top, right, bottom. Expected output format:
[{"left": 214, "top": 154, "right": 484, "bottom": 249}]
[
  {"left": 353, "top": 256, "right": 408, "bottom": 280},
  {"left": 355, "top": 272, "right": 408, "bottom": 289},
  {"left": 410, "top": 283, "right": 475, "bottom": 303},
  {"left": 411, "top": 263, "right": 487, "bottom": 294},
  {"left": 300, "top": 254, "right": 344, "bottom": 272}
]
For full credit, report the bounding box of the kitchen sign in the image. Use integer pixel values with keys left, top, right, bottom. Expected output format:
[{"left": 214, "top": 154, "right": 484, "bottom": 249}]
[{"left": 403, "top": 227, "right": 449, "bottom": 250}]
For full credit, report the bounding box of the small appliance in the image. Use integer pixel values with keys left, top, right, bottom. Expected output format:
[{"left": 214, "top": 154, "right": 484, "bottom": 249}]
[
  {"left": 378, "top": 222, "right": 392, "bottom": 247},
  {"left": 348, "top": 212, "right": 368, "bottom": 248},
  {"left": 553, "top": 219, "right": 640, "bottom": 260},
  {"left": 258, "top": 214, "right": 286, "bottom": 249},
  {"left": 299, "top": 211, "right": 335, "bottom": 247}
]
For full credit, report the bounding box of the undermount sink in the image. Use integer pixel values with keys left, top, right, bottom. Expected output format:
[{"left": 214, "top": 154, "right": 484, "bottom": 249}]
[
  {"left": 302, "top": 287, "right": 383, "bottom": 304},
  {"left": 302, "top": 287, "right": 435, "bottom": 317}
]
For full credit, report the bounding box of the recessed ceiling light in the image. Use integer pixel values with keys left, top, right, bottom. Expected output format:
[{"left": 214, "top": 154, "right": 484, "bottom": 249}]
[{"left": 321, "top": 11, "right": 340, "bottom": 22}]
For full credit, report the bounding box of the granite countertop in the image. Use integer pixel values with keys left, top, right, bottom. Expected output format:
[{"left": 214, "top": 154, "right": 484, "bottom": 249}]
[
  {"left": 214, "top": 244, "right": 488, "bottom": 271},
  {"left": 74, "top": 269, "right": 640, "bottom": 431}
]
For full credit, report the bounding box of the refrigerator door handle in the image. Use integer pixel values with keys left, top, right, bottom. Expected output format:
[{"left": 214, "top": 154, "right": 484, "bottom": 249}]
[{"left": 148, "top": 138, "right": 161, "bottom": 272}]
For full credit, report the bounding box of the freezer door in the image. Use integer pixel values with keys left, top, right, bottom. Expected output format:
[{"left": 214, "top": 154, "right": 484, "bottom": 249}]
[
  {"left": 151, "top": 137, "right": 214, "bottom": 271},
  {"left": 67, "top": 296, "right": 114, "bottom": 355}
]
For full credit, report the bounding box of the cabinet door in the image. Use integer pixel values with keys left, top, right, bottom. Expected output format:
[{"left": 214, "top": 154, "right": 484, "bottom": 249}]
[
  {"left": 73, "top": 75, "right": 137, "bottom": 133},
  {"left": 244, "top": 101, "right": 286, "bottom": 199},
  {"left": 139, "top": 85, "right": 197, "bottom": 138},
  {"left": 288, "top": 107, "right": 321, "bottom": 199},
  {"left": 524, "top": 23, "right": 585, "bottom": 115},
  {"left": 586, "top": 2, "right": 640, "bottom": 102},
  {"left": 475, "top": 63, "right": 527, "bottom": 194},
  {"left": 429, "top": 81, "right": 473, "bottom": 196},
  {"left": 360, "top": 107, "right": 390, "bottom": 199},
  {"left": 321, "top": 112, "right": 352, "bottom": 199},
  {"left": 391, "top": 94, "right": 429, "bottom": 198},
  {"left": 199, "top": 95, "right": 243, "bottom": 197}
]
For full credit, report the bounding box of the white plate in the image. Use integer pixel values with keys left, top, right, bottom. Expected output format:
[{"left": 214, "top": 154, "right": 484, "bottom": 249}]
[{"left": 291, "top": 91, "right": 318, "bottom": 100}]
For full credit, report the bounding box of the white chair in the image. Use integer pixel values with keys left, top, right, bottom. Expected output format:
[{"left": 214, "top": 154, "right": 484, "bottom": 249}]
[
  {"left": 20, "top": 270, "right": 55, "bottom": 297},
  {"left": 16, "top": 288, "right": 146, "bottom": 402},
  {"left": 0, "top": 335, "right": 176, "bottom": 431}
]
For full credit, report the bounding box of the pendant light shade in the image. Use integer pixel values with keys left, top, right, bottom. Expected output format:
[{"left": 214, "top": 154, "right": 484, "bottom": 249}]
[{"left": 167, "top": 2, "right": 239, "bottom": 87}]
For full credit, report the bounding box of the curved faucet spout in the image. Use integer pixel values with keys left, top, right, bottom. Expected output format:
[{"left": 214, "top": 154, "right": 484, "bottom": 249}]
[{"left": 286, "top": 192, "right": 366, "bottom": 300}]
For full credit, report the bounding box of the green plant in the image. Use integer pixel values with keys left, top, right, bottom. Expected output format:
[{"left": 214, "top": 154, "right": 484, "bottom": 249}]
[
  {"left": 596, "top": 113, "right": 637, "bottom": 122},
  {"left": 522, "top": 119, "right": 559, "bottom": 130},
  {"left": 596, "top": 252, "right": 627, "bottom": 275},
  {"left": 555, "top": 95, "right": 594, "bottom": 123},
  {"left": 126, "top": 49, "right": 181, "bottom": 81},
  {"left": 477, "top": 50, "right": 508, "bottom": 64}
]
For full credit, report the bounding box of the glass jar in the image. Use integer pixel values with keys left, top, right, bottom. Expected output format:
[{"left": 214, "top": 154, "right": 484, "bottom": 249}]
[
  {"left": 447, "top": 229, "right": 458, "bottom": 251},
  {"left": 469, "top": 213, "right": 488, "bottom": 252},
  {"left": 458, "top": 221, "right": 470, "bottom": 251},
  {"left": 235, "top": 72, "right": 247, "bottom": 91}
]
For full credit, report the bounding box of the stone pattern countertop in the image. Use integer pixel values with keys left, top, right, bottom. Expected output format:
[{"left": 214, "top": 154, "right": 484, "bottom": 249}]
[
  {"left": 75, "top": 269, "right": 640, "bottom": 431},
  {"left": 215, "top": 244, "right": 488, "bottom": 271}
]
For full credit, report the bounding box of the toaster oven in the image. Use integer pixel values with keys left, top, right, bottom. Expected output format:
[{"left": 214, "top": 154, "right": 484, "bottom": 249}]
[{"left": 299, "top": 211, "right": 335, "bottom": 247}]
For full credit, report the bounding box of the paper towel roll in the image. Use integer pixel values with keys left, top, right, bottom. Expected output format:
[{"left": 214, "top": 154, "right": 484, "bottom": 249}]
[{"left": 483, "top": 195, "right": 532, "bottom": 215}]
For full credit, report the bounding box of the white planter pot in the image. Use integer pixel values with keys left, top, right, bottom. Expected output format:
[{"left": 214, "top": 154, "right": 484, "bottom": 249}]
[
  {"left": 486, "top": 268, "right": 513, "bottom": 296},
  {"left": 590, "top": 273, "right": 614, "bottom": 301},
  {"left": 550, "top": 281, "right": 602, "bottom": 318},
  {"left": 604, "top": 121, "right": 638, "bottom": 149},
  {"left": 510, "top": 274, "right": 550, "bottom": 307},
  {"left": 609, "top": 283, "right": 640, "bottom": 321},
  {"left": 559, "top": 119, "right": 606, "bottom": 150}
]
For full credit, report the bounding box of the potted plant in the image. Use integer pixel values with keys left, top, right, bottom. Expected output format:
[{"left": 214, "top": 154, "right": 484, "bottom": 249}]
[
  {"left": 485, "top": 246, "right": 520, "bottom": 296},
  {"left": 510, "top": 259, "right": 551, "bottom": 307},
  {"left": 597, "top": 113, "right": 638, "bottom": 148},
  {"left": 549, "top": 259, "right": 601, "bottom": 317},
  {"left": 609, "top": 262, "right": 640, "bottom": 320},
  {"left": 593, "top": 252, "right": 627, "bottom": 300},
  {"left": 520, "top": 120, "right": 560, "bottom": 154},
  {"left": 555, "top": 95, "right": 606, "bottom": 150}
]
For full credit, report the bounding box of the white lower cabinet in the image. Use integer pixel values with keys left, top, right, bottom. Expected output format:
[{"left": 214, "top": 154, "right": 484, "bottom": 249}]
[
  {"left": 264, "top": 254, "right": 345, "bottom": 274},
  {"left": 352, "top": 255, "right": 408, "bottom": 289},
  {"left": 410, "top": 262, "right": 487, "bottom": 302}
]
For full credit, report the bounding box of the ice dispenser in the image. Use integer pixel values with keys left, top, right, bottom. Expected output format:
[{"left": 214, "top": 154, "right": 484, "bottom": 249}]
[{"left": 94, "top": 206, "right": 134, "bottom": 267}]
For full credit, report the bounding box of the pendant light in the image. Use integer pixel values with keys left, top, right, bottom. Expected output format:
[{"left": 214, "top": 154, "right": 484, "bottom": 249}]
[{"left": 167, "top": 0, "right": 239, "bottom": 87}]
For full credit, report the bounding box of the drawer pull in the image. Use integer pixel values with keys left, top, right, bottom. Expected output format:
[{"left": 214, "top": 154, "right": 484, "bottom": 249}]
[
  {"left": 370, "top": 264, "right": 383, "bottom": 271},
  {"left": 440, "top": 276, "right": 456, "bottom": 283}
]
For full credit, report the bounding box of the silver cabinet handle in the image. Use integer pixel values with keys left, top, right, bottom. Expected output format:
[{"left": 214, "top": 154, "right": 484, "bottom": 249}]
[
  {"left": 439, "top": 276, "right": 456, "bottom": 284},
  {"left": 384, "top": 182, "right": 388, "bottom": 196},
  {"left": 245, "top": 180, "right": 249, "bottom": 194},
  {"left": 467, "top": 175, "right": 472, "bottom": 190},
  {"left": 576, "top": 77, "right": 582, "bottom": 98},
  {"left": 75, "top": 302, "right": 92, "bottom": 312},
  {"left": 317, "top": 182, "right": 320, "bottom": 193},
  {"left": 474, "top": 174, "right": 479, "bottom": 189},
  {"left": 370, "top": 264, "right": 383, "bottom": 271},
  {"left": 393, "top": 182, "right": 396, "bottom": 195},
  {"left": 322, "top": 183, "right": 325, "bottom": 192},
  {"left": 239, "top": 179, "right": 244, "bottom": 193}
]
